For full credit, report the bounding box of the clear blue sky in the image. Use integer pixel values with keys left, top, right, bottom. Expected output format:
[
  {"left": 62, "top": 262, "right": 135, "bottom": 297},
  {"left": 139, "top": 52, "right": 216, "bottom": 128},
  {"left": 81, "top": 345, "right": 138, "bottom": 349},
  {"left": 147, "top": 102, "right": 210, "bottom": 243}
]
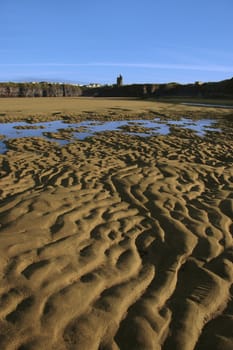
[{"left": 1, "top": 0, "right": 233, "bottom": 84}]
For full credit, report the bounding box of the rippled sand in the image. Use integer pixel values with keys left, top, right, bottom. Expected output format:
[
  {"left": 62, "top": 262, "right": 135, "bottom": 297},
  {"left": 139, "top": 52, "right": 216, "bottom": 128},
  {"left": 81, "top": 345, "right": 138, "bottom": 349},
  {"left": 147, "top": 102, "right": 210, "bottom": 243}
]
[{"left": 0, "top": 106, "right": 233, "bottom": 350}]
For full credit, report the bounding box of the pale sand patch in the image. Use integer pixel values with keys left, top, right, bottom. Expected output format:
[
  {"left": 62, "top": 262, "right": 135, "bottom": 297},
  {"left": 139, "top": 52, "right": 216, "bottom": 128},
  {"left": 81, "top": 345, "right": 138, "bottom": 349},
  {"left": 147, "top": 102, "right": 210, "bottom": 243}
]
[
  {"left": 0, "top": 97, "right": 233, "bottom": 123},
  {"left": 0, "top": 104, "right": 232, "bottom": 350}
]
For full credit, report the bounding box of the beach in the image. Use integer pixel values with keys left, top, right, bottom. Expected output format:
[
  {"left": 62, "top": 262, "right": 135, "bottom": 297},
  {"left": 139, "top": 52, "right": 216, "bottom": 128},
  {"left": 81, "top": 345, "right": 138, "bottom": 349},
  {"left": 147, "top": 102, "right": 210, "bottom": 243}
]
[{"left": 0, "top": 98, "right": 232, "bottom": 350}]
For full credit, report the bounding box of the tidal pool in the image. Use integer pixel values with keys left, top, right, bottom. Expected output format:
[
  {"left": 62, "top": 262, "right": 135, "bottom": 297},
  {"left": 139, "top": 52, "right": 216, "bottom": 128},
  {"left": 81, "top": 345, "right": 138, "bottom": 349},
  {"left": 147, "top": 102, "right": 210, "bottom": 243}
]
[{"left": 0, "top": 117, "right": 220, "bottom": 153}]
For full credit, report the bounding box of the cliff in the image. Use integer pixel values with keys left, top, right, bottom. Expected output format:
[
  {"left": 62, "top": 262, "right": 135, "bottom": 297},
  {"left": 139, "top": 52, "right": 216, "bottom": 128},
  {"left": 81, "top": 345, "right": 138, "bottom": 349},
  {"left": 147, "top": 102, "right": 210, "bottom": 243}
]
[
  {"left": 82, "top": 78, "right": 233, "bottom": 100},
  {"left": 0, "top": 82, "right": 82, "bottom": 97},
  {"left": 1, "top": 78, "right": 233, "bottom": 100}
]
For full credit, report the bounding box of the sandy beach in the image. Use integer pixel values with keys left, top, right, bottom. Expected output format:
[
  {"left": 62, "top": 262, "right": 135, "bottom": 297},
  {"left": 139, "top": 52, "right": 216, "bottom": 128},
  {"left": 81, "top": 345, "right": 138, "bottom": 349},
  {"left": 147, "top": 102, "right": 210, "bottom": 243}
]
[{"left": 0, "top": 98, "right": 232, "bottom": 350}]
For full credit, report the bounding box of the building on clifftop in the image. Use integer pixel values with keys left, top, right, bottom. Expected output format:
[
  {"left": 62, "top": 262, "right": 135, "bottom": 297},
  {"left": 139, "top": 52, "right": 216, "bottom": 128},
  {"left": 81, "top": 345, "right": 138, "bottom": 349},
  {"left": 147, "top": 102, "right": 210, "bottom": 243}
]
[{"left": 116, "top": 74, "right": 123, "bottom": 87}]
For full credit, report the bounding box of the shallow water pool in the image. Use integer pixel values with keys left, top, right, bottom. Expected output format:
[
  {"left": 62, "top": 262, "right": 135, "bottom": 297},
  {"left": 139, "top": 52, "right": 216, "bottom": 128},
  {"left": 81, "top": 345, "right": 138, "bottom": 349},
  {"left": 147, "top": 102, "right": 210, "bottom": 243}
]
[{"left": 0, "top": 117, "right": 220, "bottom": 153}]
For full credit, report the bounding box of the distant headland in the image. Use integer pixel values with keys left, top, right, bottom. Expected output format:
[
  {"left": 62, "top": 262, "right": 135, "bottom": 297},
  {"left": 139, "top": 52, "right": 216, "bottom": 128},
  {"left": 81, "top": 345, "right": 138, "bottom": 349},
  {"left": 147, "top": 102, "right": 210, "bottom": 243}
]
[{"left": 0, "top": 76, "right": 233, "bottom": 100}]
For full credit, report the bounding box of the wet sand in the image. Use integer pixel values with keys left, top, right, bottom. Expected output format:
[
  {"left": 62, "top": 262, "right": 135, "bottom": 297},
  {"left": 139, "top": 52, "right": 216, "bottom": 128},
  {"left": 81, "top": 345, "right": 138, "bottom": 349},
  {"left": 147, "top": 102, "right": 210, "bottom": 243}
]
[
  {"left": 0, "top": 97, "right": 233, "bottom": 123},
  {"left": 0, "top": 99, "right": 233, "bottom": 350}
]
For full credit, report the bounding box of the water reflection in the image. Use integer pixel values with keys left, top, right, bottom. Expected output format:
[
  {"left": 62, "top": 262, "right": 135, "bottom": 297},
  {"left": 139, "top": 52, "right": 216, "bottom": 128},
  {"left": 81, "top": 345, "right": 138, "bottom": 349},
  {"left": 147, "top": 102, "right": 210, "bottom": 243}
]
[
  {"left": 181, "top": 102, "right": 233, "bottom": 109},
  {"left": 0, "top": 118, "right": 220, "bottom": 153}
]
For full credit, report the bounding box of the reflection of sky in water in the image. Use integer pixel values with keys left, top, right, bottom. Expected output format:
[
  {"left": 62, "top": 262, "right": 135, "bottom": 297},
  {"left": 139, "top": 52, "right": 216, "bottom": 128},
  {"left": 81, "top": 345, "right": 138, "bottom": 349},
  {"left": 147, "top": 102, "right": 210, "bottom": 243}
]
[
  {"left": 0, "top": 118, "right": 220, "bottom": 153},
  {"left": 167, "top": 119, "right": 220, "bottom": 136},
  {"left": 181, "top": 102, "right": 233, "bottom": 109}
]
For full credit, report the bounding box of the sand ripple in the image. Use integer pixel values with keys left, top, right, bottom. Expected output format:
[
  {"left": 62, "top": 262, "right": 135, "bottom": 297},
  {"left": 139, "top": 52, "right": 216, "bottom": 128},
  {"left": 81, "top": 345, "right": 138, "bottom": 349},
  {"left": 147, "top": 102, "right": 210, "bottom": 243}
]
[{"left": 0, "top": 129, "right": 232, "bottom": 350}]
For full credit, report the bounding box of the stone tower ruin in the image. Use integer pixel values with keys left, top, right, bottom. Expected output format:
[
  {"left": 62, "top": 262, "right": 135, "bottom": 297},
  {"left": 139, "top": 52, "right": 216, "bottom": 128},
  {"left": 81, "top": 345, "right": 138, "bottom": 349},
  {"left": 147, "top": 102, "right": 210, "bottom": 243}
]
[{"left": 116, "top": 74, "right": 123, "bottom": 87}]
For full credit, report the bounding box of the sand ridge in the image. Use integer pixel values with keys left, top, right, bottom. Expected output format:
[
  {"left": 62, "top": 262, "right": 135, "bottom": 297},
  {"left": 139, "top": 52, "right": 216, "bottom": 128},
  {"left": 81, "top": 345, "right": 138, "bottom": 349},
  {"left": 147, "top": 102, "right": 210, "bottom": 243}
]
[{"left": 0, "top": 117, "right": 233, "bottom": 349}]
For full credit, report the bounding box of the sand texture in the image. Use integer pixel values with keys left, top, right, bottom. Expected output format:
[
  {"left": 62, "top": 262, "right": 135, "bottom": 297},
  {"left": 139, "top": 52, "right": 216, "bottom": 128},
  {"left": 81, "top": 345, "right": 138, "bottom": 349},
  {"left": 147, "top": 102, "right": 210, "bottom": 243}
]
[{"left": 0, "top": 101, "right": 233, "bottom": 350}]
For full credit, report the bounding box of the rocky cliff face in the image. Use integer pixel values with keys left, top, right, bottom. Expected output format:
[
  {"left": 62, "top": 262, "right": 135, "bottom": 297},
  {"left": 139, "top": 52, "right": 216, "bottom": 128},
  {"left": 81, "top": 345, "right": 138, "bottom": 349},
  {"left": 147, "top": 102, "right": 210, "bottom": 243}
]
[
  {"left": 0, "top": 83, "right": 82, "bottom": 97},
  {"left": 1, "top": 78, "right": 233, "bottom": 99},
  {"left": 82, "top": 78, "right": 233, "bottom": 99}
]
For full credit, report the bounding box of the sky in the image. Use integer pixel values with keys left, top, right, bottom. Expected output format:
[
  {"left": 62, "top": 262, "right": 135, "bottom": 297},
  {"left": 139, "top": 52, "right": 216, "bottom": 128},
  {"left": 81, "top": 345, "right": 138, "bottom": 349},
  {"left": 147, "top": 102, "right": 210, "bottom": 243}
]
[{"left": 1, "top": 0, "right": 233, "bottom": 85}]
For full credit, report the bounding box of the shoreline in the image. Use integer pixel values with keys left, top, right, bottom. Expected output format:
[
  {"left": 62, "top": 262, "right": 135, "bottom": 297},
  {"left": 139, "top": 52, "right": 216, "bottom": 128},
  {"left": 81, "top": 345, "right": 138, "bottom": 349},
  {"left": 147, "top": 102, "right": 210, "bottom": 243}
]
[{"left": 0, "top": 99, "right": 232, "bottom": 350}]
